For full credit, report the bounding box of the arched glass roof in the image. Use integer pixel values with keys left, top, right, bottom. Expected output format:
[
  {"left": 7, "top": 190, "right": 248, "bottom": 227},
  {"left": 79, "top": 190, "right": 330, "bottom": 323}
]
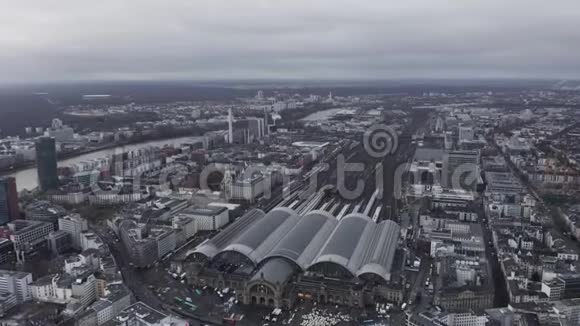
[
  {"left": 310, "top": 213, "right": 375, "bottom": 275},
  {"left": 191, "top": 207, "right": 401, "bottom": 282},
  {"left": 357, "top": 220, "right": 400, "bottom": 281},
  {"left": 265, "top": 210, "right": 338, "bottom": 270},
  {"left": 221, "top": 207, "right": 301, "bottom": 264},
  {"left": 188, "top": 208, "right": 265, "bottom": 259}
]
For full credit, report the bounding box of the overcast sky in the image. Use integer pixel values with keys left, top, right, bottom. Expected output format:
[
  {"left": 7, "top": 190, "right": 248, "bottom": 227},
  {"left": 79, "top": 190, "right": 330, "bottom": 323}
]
[{"left": 1, "top": 0, "right": 579, "bottom": 83}]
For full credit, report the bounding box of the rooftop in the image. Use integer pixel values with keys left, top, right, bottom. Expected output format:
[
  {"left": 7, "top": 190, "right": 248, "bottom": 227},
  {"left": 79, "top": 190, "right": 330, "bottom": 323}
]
[
  {"left": 414, "top": 148, "right": 445, "bottom": 162},
  {"left": 180, "top": 205, "right": 227, "bottom": 216},
  {"left": 192, "top": 207, "right": 401, "bottom": 282},
  {"left": 0, "top": 269, "right": 31, "bottom": 279},
  {"left": 8, "top": 220, "right": 52, "bottom": 234},
  {"left": 114, "top": 302, "right": 169, "bottom": 324}
]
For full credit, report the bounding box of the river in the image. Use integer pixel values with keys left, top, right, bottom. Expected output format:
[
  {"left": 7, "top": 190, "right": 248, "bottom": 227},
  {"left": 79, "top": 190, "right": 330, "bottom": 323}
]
[
  {"left": 301, "top": 108, "right": 357, "bottom": 121},
  {"left": 8, "top": 136, "right": 205, "bottom": 191}
]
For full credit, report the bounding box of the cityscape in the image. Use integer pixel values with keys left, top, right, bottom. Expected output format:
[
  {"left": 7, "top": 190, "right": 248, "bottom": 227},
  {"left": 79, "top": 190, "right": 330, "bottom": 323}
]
[
  {"left": 0, "top": 85, "right": 580, "bottom": 325},
  {"left": 1, "top": 1, "right": 580, "bottom": 326}
]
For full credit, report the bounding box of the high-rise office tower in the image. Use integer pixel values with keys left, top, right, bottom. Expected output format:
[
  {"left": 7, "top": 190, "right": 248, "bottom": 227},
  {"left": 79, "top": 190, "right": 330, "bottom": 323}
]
[
  {"left": 35, "top": 137, "right": 58, "bottom": 191},
  {"left": 0, "top": 177, "right": 19, "bottom": 225},
  {"left": 228, "top": 108, "right": 234, "bottom": 144},
  {"left": 264, "top": 107, "right": 270, "bottom": 136},
  {"left": 435, "top": 117, "right": 444, "bottom": 132}
]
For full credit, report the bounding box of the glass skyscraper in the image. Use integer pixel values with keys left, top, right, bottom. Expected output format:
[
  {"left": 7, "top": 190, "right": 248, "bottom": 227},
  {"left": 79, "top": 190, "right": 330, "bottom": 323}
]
[
  {"left": 0, "top": 177, "right": 19, "bottom": 225},
  {"left": 35, "top": 137, "right": 58, "bottom": 192}
]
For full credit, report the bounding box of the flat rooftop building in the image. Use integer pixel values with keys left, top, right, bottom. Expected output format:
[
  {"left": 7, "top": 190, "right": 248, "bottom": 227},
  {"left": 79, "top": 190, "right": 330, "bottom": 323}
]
[
  {"left": 179, "top": 205, "right": 229, "bottom": 231},
  {"left": 484, "top": 171, "right": 525, "bottom": 195},
  {"left": 8, "top": 220, "right": 54, "bottom": 255},
  {"left": 103, "top": 301, "right": 187, "bottom": 325}
]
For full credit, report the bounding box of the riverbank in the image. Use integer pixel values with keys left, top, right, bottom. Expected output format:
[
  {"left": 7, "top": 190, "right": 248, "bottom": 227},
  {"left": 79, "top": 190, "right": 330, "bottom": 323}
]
[
  {"left": 6, "top": 134, "right": 206, "bottom": 191},
  {"left": 0, "top": 132, "right": 204, "bottom": 178}
]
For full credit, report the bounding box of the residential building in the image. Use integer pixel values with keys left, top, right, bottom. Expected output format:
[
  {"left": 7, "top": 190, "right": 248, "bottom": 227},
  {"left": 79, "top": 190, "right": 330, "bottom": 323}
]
[
  {"left": 0, "top": 292, "right": 17, "bottom": 316},
  {"left": 118, "top": 220, "right": 158, "bottom": 268},
  {"left": 58, "top": 214, "right": 89, "bottom": 250},
  {"left": 75, "top": 308, "right": 98, "bottom": 326},
  {"left": 47, "top": 230, "right": 72, "bottom": 255},
  {"left": 71, "top": 273, "right": 97, "bottom": 310},
  {"left": 30, "top": 274, "right": 73, "bottom": 304},
  {"left": 85, "top": 284, "right": 132, "bottom": 326},
  {"left": 65, "top": 251, "right": 101, "bottom": 276},
  {"left": 80, "top": 231, "right": 105, "bottom": 251},
  {"left": 0, "top": 269, "right": 33, "bottom": 303},
  {"left": 553, "top": 298, "right": 580, "bottom": 325}
]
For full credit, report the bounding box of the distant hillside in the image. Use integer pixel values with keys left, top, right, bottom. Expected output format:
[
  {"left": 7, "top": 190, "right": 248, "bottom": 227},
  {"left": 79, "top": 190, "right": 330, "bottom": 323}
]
[
  {"left": 0, "top": 94, "right": 58, "bottom": 137},
  {"left": 4, "top": 82, "right": 254, "bottom": 105}
]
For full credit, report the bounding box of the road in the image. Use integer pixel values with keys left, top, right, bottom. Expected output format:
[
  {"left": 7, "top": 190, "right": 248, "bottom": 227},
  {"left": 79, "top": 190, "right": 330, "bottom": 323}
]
[
  {"left": 489, "top": 136, "right": 542, "bottom": 203},
  {"left": 91, "top": 222, "right": 208, "bottom": 325},
  {"left": 486, "top": 138, "right": 530, "bottom": 307},
  {"left": 480, "top": 196, "right": 509, "bottom": 307},
  {"left": 408, "top": 256, "right": 431, "bottom": 305},
  {"left": 92, "top": 224, "right": 165, "bottom": 307}
]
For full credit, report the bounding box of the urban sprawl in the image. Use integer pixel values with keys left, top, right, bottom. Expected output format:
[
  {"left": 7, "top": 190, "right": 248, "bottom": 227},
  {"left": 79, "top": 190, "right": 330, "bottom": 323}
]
[{"left": 0, "top": 88, "right": 580, "bottom": 325}]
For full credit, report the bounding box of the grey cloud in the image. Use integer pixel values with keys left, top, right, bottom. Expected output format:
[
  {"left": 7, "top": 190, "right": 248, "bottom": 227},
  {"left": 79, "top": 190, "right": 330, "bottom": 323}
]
[{"left": 1, "top": 0, "right": 579, "bottom": 83}]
